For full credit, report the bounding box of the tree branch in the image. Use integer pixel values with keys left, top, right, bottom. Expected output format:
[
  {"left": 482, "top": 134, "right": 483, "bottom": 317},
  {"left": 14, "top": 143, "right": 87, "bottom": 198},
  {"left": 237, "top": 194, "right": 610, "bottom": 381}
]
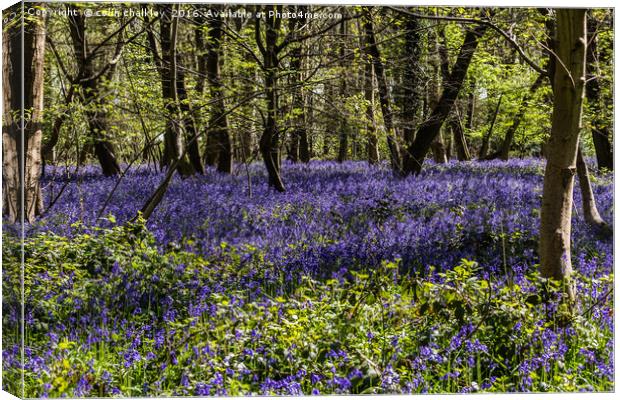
[{"left": 388, "top": 6, "right": 548, "bottom": 76}]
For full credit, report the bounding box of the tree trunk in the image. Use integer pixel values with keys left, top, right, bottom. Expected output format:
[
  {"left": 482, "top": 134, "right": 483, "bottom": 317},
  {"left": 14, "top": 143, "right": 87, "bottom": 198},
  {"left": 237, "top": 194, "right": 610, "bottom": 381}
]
[
  {"left": 362, "top": 7, "right": 401, "bottom": 171},
  {"left": 403, "top": 23, "right": 485, "bottom": 174},
  {"left": 68, "top": 13, "right": 121, "bottom": 176},
  {"left": 299, "top": 89, "right": 311, "bottom": 163},
  {"left": 365, "top": 61, "right": 379, "bottom": 164},
  {"left": 287, "top": 7, "right": 308, "bottom": 164},
  {"left": 337, "top": 18, "right": 349, "bottom": 163},
  {"left": 402, "top": 13, "right": 423, "bottom": 154},
  {"left": 258, "top": 5, "right": 286, "bottom": 192},
  {"left": 539, "top": 9, "right": 587, "bottom": 301},
  {"left": 585, "top": 17, "right": 613, "bottom": 171},
  {"left": 479, "top": 94, "right": 503, "bottom": 159},
  {"left": 203, "top": 8, "right": 232, "bottom": 173},
  {"left": 2, "top": 4, "right": 46, "bottom": 222},
  {"left": 158, "top": 5, "right": 193, "bottom": 176},
  {"left": 450, "top": 109, "right": 471, "bottom": 161},
  {"left": 466, "top": 79, "right": 476, "bottom": 129},
  {"left": 176, "top": 64, "right": 204, "bottom": 174},
  {"left": 576, "top": 147, "right": 610, "bottom": 234}
]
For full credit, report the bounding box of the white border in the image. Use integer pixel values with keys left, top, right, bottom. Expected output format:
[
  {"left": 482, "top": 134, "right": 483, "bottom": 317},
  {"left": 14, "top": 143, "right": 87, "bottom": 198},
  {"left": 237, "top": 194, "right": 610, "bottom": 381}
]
[{"left": 0, "top": 1, "right": 616, "bottom": 400}]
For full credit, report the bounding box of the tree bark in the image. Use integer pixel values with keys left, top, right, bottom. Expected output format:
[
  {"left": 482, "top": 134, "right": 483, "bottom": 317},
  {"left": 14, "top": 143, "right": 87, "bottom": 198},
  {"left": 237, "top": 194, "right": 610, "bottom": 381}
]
[
  {"left": 362, "top": 7, "right": 401, "bottom": 171},
  {"left": 539, "top": 9, "right": 587, "bottom": 301},
  {"left": 2, "top": 3, "right": 46, "bottom": 222},
  {"left": 402, "top": 24, "right": 486, "bottom": 174}
]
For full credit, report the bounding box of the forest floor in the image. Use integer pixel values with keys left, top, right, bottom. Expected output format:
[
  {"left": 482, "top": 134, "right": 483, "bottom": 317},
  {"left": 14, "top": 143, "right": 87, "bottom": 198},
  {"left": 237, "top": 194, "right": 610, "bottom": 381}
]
[{"left": 2, "top": 159, "right": 614, "bottom": 396}]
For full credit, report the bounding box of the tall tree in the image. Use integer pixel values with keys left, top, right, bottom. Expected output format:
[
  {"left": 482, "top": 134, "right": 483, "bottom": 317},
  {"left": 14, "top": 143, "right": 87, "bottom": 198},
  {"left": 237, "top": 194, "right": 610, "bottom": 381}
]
[
  {"left": 2, "top": 3, "right": 46, "bottom": 222},
  {"left": 539, "top": 9, "right": 587, "bottom": 301},
  {"left": 402, "top": 23, "right": 487, "bottom": 175}
]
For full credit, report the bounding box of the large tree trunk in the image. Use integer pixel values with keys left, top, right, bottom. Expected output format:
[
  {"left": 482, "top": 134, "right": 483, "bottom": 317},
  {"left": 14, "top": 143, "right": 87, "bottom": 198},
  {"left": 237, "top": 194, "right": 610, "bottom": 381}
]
[
  {"left": 68, "top": 13, "right": 121, "bottom": 176},
  {"left": 539, "top": 9, "right": 587, "bottom": 301},
  {"left": 2, "top": 4, "right": 46, "bottom": 222},
  {"left": 203, "top": 8, "right": 232, "bottom": 173},
  {"left": 402, "top": 24, "right": 486, "bottom": 174},
  {"left": 362, "top": 7, "right": 401, "bottom": 171},
  {"left": 401, "top": 13, "right": 423, "bottom": 155},
  {"left": 585, "top": 17, "right": 613, "bottom": 171},
  {"left": 258, "top": 5, "right": 286, "bottom": 192}
]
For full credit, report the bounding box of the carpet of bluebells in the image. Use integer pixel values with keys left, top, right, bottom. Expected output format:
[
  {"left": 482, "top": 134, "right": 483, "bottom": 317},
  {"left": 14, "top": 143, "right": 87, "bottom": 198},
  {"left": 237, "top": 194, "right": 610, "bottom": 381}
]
[{"left": 2, "top": 159, "right": 614, "bottom": 396}]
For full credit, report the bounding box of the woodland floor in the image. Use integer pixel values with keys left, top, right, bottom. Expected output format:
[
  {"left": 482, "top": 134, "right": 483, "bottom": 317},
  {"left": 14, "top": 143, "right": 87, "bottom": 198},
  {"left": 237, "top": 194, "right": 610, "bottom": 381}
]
[{"left": 2, "top": 159, "right": 614, "bottom": 396}]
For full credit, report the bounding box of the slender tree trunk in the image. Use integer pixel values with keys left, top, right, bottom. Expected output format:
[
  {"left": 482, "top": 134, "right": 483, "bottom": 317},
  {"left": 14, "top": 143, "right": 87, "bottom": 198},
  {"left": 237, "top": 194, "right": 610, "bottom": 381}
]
[
  {"left": 402, "top": 24, "right": 486, "bottom": 174},
  {"left": 258, "top": 5, "right": 286, "bottom": 191},
  {"left": 2, "top": 3, "right": 46, "bottom": 222},
  {"left": 176, "top": 65, "right": 204, "bottom": 174},
  {"left": 466, "top": 79, "right": 476, "bottom": 129},
  {"left": 450, "top": 109, "right": 471, "bottom": 161},
  {"left": 576, "top": 147, "right": 610, "bottom": 234},
  {"left": 203, "top": 8, "right": 232, "bottom": 173},
  {"left": 479, "top": 94, "right": 503, "bottom": 159},
  {"left": 362, "top": 7, "right": 401, "bottom": 171},
  {"left": 158, "top": 5, "right": 193, "bottom": 175},
  {"left": 288, "top": 7, "right": 308, "bottom": 164},
  {"left": 585, "top": 18, "right": 613, "bottom": 171},
  {"left": 337, "top": 18, "right": 349, "bottom": 163},
  {"left": 539, "top": 9, "right": 587, "bottom": 301},
  {"left": 68, "top": 13, "right": 121, "bottom": 176},
  {"left": 365, "top": 61, "right": 379, "bottom": 164},
  {"left": 299, "top": 88, "right": 311, "bottom": 163}
]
